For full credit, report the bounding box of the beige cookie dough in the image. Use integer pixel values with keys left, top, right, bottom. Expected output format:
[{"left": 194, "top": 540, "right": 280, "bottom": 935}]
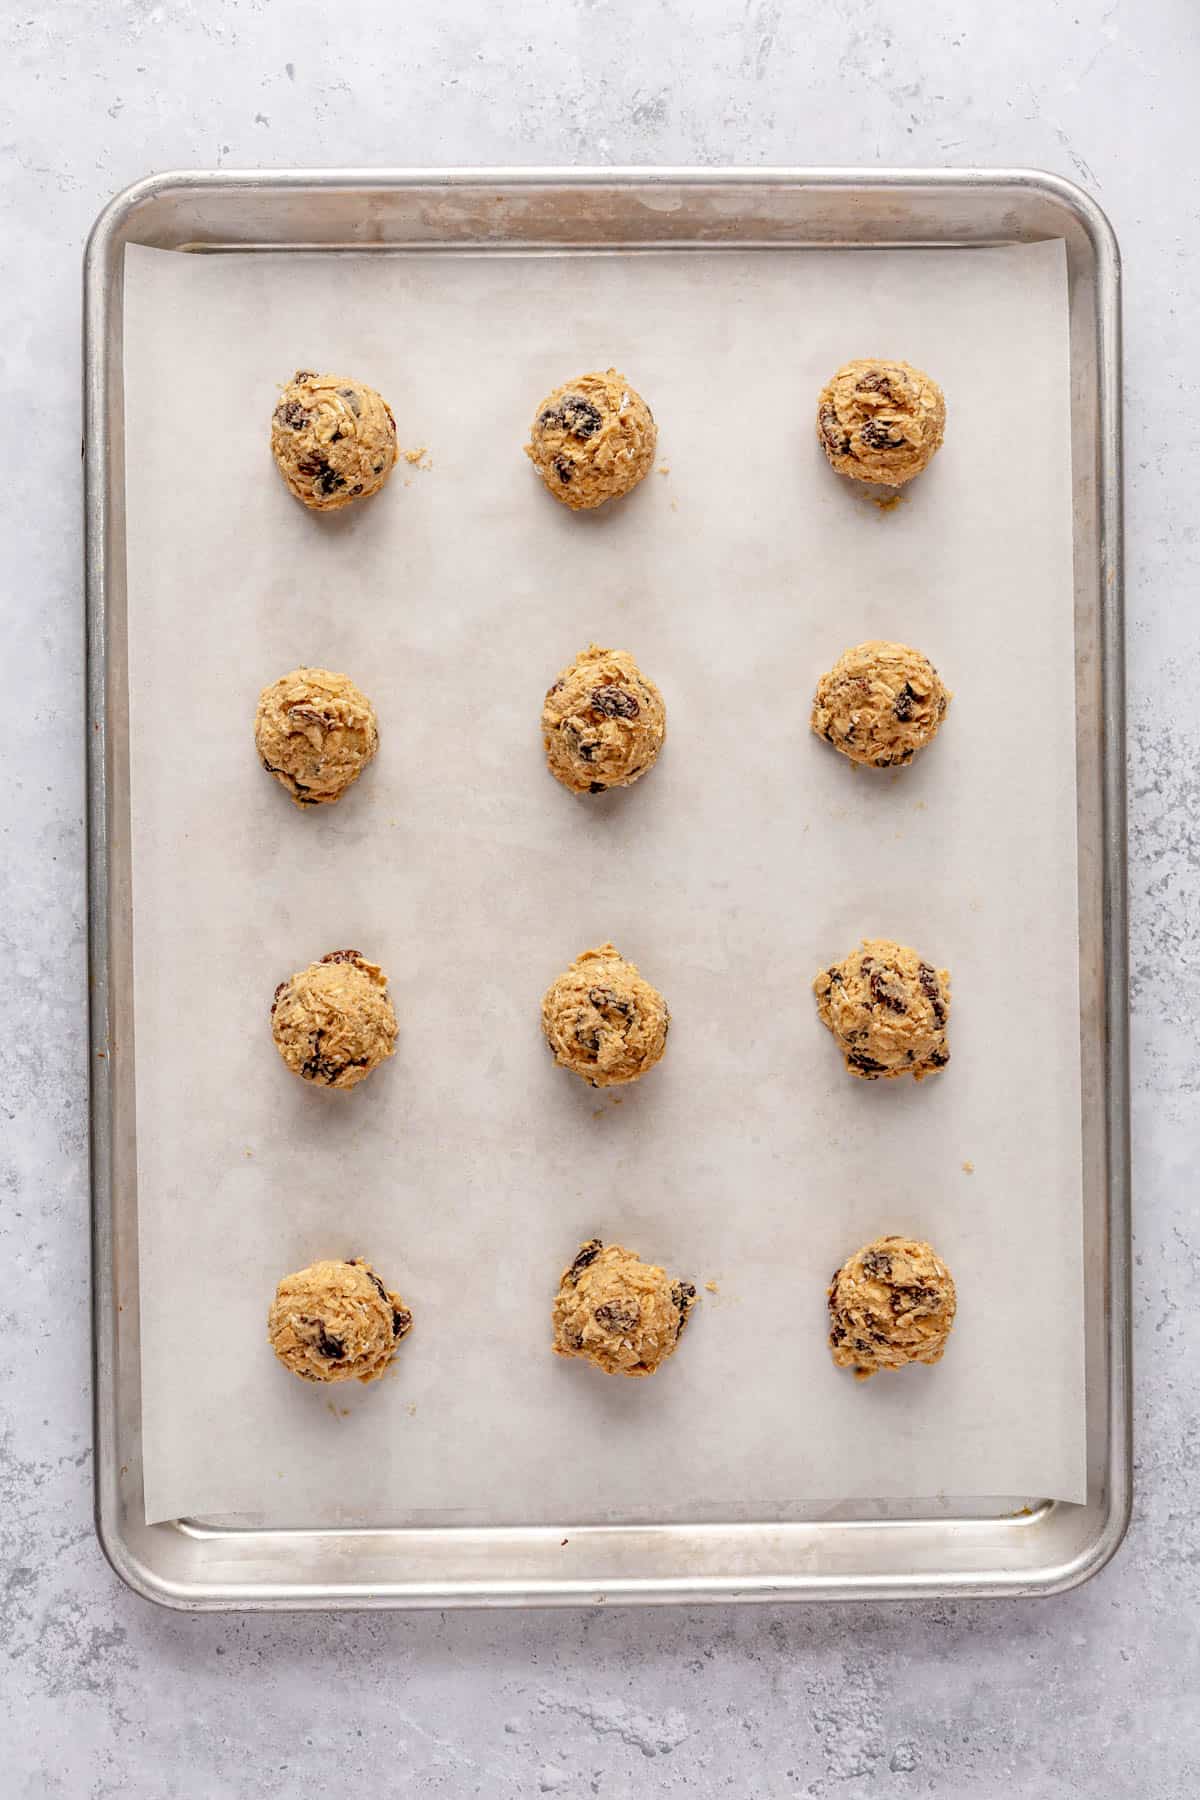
[
  {"left": 268, "top": 1257, "right": 413, "bottom": 1384},
  {"left": 817, "top": 359, "right": 946, "bottom": 487},
  {"left": 254, "top": 667, "right": 379, "bottom": 807},
  {"left": 271, "top": 950, "right": 398, "bottom": 1090},
  {"left": 271, "top": 370, "right": 398, "bottom": 509},
  {"left": 552, "top": 1239, "right": 697, "bottom": 1377},
  {"left": 812, "top": 641, "right": 951, "bottom": 769},
  {"left": 542, "top": 644, "right": 667, "bottom": 795},
  {"left": 525, "top": 369, "right": 656, "bottom": 509},
  {"left": 828, "top": 1237, "right": 956, "bottom": 1379},
  {"left": 541, "top": 944, "right": 669, "bottom": 1088},
  {"left": 814, "top": 939, "right": 950, "bottom": 1081}
]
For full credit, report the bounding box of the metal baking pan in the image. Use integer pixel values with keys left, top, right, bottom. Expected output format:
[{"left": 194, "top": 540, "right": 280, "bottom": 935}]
[{"left": 84, "top": 167, "right": 1128, "bottom": 1608}]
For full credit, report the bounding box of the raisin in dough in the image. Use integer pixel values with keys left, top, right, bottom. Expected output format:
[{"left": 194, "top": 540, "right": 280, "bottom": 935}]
[
  {"left": 817, "top": 359, "right": 946, "bottom": 487},
  {"left": 271, "top": 950, "right": 398, "bottom": 1090},
  {"left": 812, "top": 641, "right": 950, "bottom": 769},
  {"left": 828, "top": 1237, "right": 956, "bottom": 1379},
  {"left": 255, "top": 667, "right": 379, "bottom": 807},
  {"left": 813, "top": 939, "right": 950, "bottom": 1081},
  {"left": 541, "top": 944, "right": 669, "bottom": 1087},
  {"left": 525, "top": 369, "right": 656, "bottom": 510},
  {"left": 268, "top": 1257, "right": 413, "bottom": 1385},
  {"left": 542, "top": 644, "right": 666, "bottom": 794},
  {"left": 552, "top": 1239, "right": 696, "bottom": 1377},
  {"left": 271, "top": 370, "right": 398, "bottom": 510}
]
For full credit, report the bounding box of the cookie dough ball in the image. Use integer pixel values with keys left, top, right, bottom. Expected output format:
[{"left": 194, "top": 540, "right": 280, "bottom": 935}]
[
  {"left": 541, "top": 944, "right": 669, "bottom": 1088},
  {"left": 552, "top": 1239, "right": 696, "bottom": 1377},
  {"left": 828, "top": 1237, "right": 956, "bottom": 1379},
  {"left": 813, "top": 939, "right": 950, "bottom": 1081},
  {"left": 525, "top": 369, "right": 656, "bottom": 510},
  {"left": 817, "top": 359, "right": 945, "bottom": 487},
  {"left": 542, "top": 644, "right": 666, "bottom": 794},
  {"left": 271, "top": 370, "right": 398, "bottom": 510},
  {"left": 271, "top": 950, "right": 398, "bottom": 1091},
  {"left": 812, "top": 641, "right": 950, "bottom": 769},
  {"left": 254, "top": 667, "right": 379, "bottom": 807},
  {"left": 268, "top": 1257, "right": 413, "bottom": 1384}
]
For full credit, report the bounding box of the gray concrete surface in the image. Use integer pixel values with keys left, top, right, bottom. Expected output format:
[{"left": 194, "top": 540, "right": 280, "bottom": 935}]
[{"left": 2, "top": 1, "right": 1195, "bottom": 1794}]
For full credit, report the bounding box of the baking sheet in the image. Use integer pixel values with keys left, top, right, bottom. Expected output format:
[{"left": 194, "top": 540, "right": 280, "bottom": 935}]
[{"left": 122, "top": 237, "right": 1086, "bottom": 1526}]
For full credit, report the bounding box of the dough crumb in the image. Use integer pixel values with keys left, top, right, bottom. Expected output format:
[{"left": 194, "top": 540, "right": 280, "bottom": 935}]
[
  {"left": 817, "top": 359, "right": 945, "bottom": 487},
  {"left": 871, "top": 491, "right": 906, "bottom": 512},
  {"left": 704, "top": 1280, "right": 719, "bottom": 1294},
  {"left": 552, "top": 1239, "right": 696, "bottom": 1377},
  {"left": 269, "top": 1257, "right": 413, "bottom": 1385},
  {"left": 270, "top": 369, "right": 398, "bottom": 509},
  {"left": 657, "top": 462, "right": 671, "bottom": 475},
  {"left": 271, "top": 949, "right": 398, "bottom": 1090},
  {"left": 812, "top": 641, "right": 950, "bottom": 769},
  {"left": 542, "top": 943, "right": 669, "bottom": 1087},
  {"left": 400, "top": 444, "right": 430, "bottom": 467},
  {"left": 254, "top": 666, "right": 379, "bottom": 807},
  {"left": 814, "top": 938, "right": 950, "bottom": 1081},
  {"left": 962, "top": 1160, "right": 975, "bottom": 1174},
  {"left": 828, "top": 1237, "right": 956, "bottom": 1378},
  {"left": 525, "top": 369, "right": 656, "bottom": 509},
  {"left": 542, "top": 643, "right": 667, "bottom": 795}
]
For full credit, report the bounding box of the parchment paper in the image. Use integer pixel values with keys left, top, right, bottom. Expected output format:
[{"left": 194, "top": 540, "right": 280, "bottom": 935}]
[{"left": 123, "top": 237, "right": 1086, "bottom": 1526}]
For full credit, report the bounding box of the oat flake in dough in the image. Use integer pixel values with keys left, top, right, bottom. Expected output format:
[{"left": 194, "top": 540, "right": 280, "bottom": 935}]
[
  {"left": 270, "top": 370, "right": 398, "bottom": 510},
  {"left": 828, "top": 1237, "right": 956, "bottom": 1379},
  {"left": 542, "top": 644, "right": 666, "bottom": 794},
  {"left": 525, "top": 368, "right": 656, "bottom": 509},
  {"left": 552, "top": 1239, "right": 697, "bottom": 1377},
  {"left": 268, "top": 1257, "right": 413, "bottom": 1385},
  {"left": 271, "top": 950, "right": 398, "bottom": 1091},
  {"left": 541, "top": 944, "right": 669, "bottom": 1087},
  {"left": 254, "top": 667, "right": 379, "bottom": 807},
  {"left": 812, "top": 640, "right": 950, "bottom": 769},
  {"left": 817, "top": 359, "right": 945, "bottom": 487},
  {"left": 813, "top": 938, "right": 950, "bottom": 1081}
]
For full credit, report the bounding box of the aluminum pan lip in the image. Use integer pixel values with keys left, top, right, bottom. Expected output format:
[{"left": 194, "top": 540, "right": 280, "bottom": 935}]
[
  {"left": 85, "top": 158, "right": 1123, "bottom": 205},
  {"left": 84, "top": 166, "right": 1128, "bottom": 1609}
]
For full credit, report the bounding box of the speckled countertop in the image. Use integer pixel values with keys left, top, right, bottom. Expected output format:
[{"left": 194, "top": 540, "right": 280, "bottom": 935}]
[{"left": 3, "top": 2, "right": 1195, "bottom": 1795}]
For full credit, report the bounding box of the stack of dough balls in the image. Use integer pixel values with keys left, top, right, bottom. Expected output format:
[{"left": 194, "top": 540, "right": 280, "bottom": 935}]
[
  {"left": 541, "top": 944, "right": 669, "bottom": 1087},
  {"left": 812, "top": 641, "right": 950, "bottom": 769},
  {"left": 552, "top": 1239, "right": 697, "bottom": 1377},
  {"left": 813, "top": 939, "right": 950, "bottom": 1081},
  {"left": 271, "top": 949, "right": 398, "bottom": 1091},
  {"left": 827, "top": 1237, "right": 956, "bottom": 1378},
  {"left": 817, "top": 359, "right": 945, "bottom": 486},
  {"left": 542, "top": 644, "right": 666, "bottom": 794},
  {"left": 268, "top": 1257, "right": 413, "bottom": 1384},
  {"left": 525, "top": 369, "right": 656, "bottom": 509},
  {"left": 255, "top": 667, "right": 379, "bottom": 806},
  {"left": 271, "top": 369, "right": 398, "bottom": 509}
]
